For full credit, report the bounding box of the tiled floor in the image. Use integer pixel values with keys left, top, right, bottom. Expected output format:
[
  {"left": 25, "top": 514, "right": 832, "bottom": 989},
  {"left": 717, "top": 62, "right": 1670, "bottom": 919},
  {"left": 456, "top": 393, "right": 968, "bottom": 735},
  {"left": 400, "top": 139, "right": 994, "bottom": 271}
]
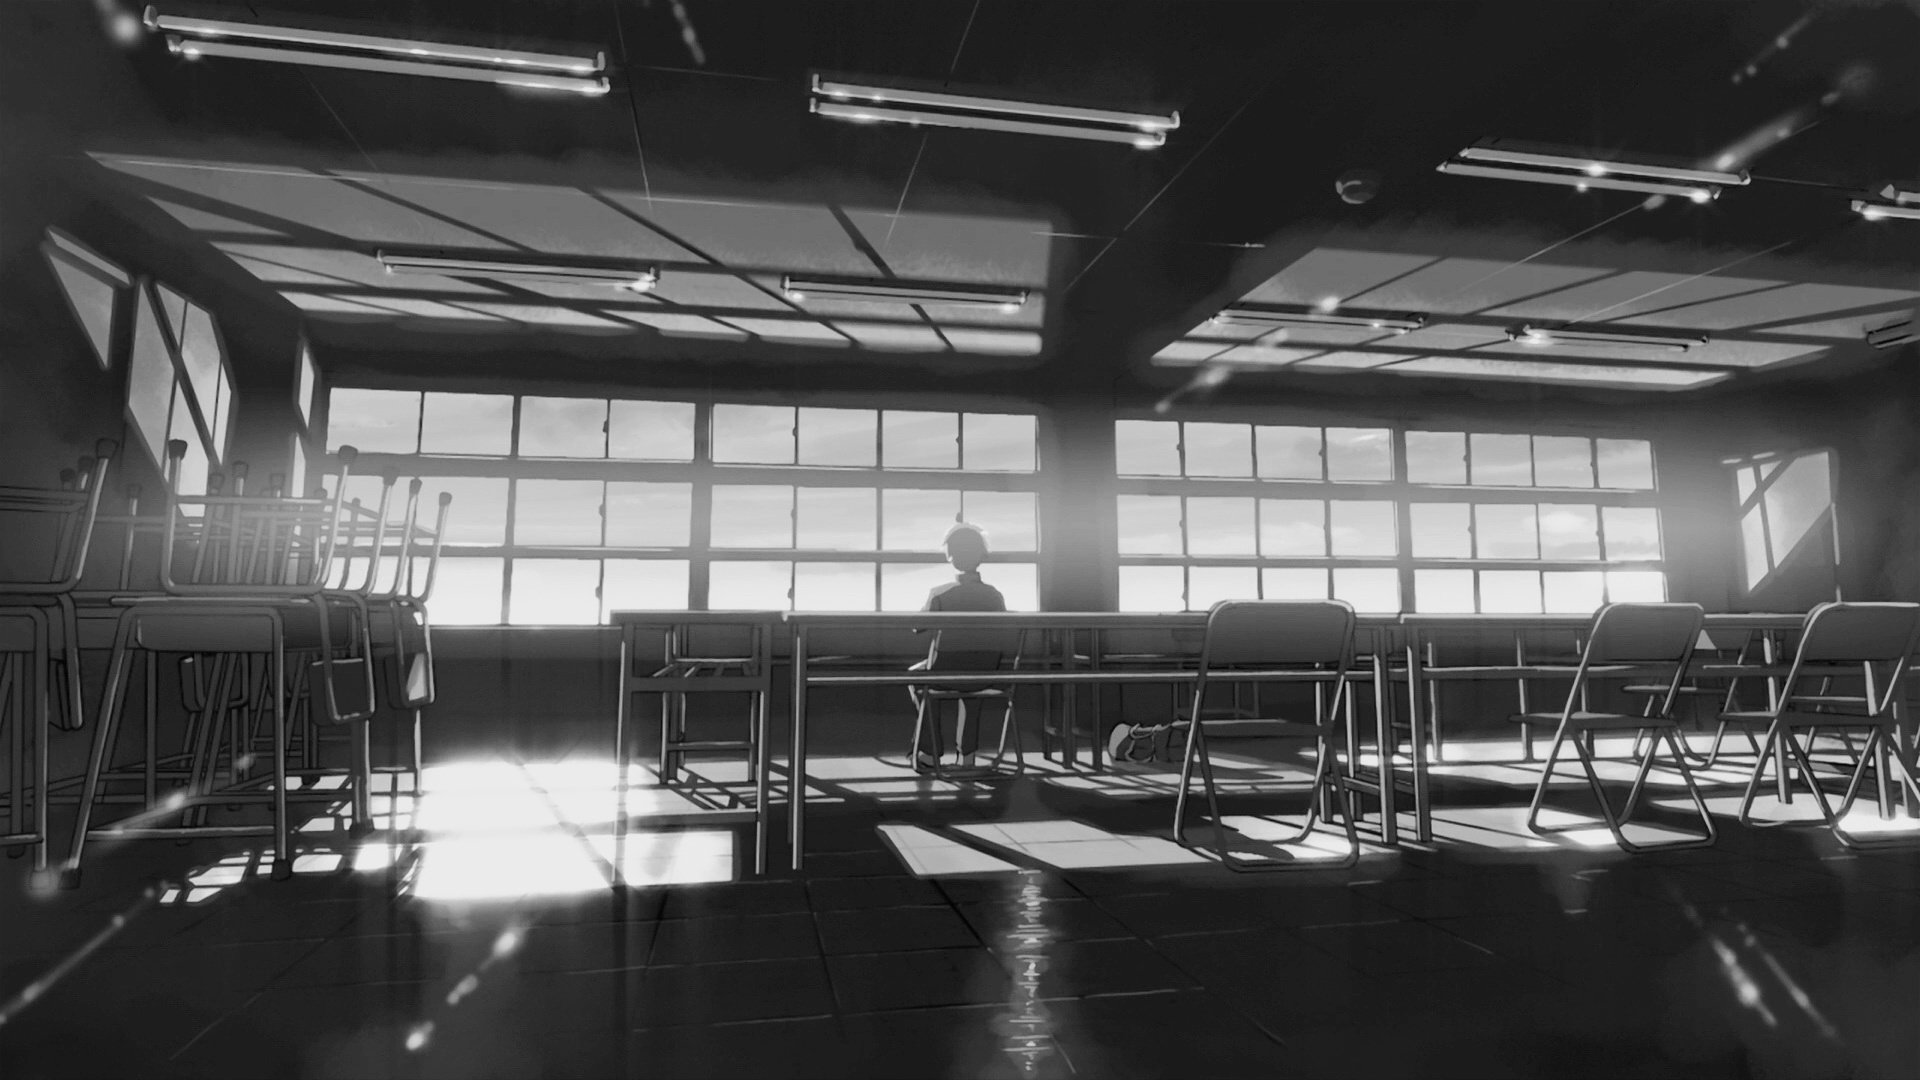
[{"left": 1, "top": 730, "right": 1917, "bottom": 1079}]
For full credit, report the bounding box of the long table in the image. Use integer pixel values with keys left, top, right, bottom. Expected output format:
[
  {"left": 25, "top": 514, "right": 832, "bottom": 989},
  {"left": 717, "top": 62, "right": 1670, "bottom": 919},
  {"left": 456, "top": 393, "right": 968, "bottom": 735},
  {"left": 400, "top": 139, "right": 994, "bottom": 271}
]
[{"left": 608, "top": 609, "right": 1854, "bottom": 874}]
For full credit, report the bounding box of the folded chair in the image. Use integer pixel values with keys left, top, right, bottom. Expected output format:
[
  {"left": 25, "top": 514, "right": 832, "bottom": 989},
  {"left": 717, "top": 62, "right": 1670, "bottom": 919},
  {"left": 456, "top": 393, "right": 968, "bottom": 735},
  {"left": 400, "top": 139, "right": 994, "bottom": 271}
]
[
  {"left": 1171, "top": 600, "right": 1361, "bottom": 872},
  {"left": 0, "top": 443, "right": 114, "bottom": 879},
  {"left": 909, "top": 626, "right": 1022, "bottom": 779},
  {"left": 1720, "top": 602, "right": 1920, "bottom": 850},
  {"left": 1513, "top": 602, "right": 1717, "bottom": 853}
]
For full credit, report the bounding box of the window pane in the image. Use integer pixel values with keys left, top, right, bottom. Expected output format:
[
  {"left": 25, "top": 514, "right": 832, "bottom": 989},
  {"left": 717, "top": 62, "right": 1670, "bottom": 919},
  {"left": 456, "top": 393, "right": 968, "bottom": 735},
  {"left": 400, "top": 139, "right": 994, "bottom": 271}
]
[
  {"left": 1740, "top": 506, "right": 1770, "bottom": 590},
  {"left": 327, "top": 388, "right": 419, "bottom": 455},
  {"left": 882, "top": 489, "right": 960, "bottom": 551},
  {"left": 1532, "top": 436, "right": 1594, "bottom": 488},
  {"left": 1254, "top": 426, "right": 1321, "bottom": 480},
  {"left": 1118, "top": 566, "right": 1184, "bottom": 612},
  {"left": 608, "top": 400, "right": 695, "bottom": 461},
  {"left": 1596, "top": 439, "right": 1655, "bottom": 489},
  {"left": 288, "top": 434, "right": 308, "bottom": 497},
  {"left": 1116, "top": 495, "right": 1184, "bottom": 556},
  {"left": 712, "top": 404, "right": 795, "bottom": 464},
  {"left": 709, "top": 560, "right": 791, "bottom": 609},
  {"left": 1606, "top": 571, "right": 1667, "bottom": 602},
  {"left": 513, "top": 480, "right": 604, "bottom": 546},
  {"left": 1182, "top": 423, "right": 1252, "bottom": 478},
  {"left": 1601, "top": 507, "right": 1661, "bottom": 561},
  {"left": 604, "top": 482, "right": 692, "bottom": 547},
  {"left": 1262, "top": 568, "right": 1328, "bottom": 600},
  {"left": 883, "top": 411, "right": 958, "bottom": 469},
  {"left": 1405, "top": 431, "right": 1466, "bottom": 485},
  {"left": 508, "top": 559, "right": 601, "bottom": 625},
  {"left": 427, "top": 557, "right": 504, "bottom": 625},
  {"left": 420, "top": 392, "right": 513, "bottom": 456},
  {"left": 1333, "top": 568, "right": 1401, "bottom": 613},
  {"left": 1475, "top": 504, "right": 1539, "bottom": 559},
  {"left": 419, "top": 478, "right": 510, "bottom": 545},
  {"left": 794, "top": 562, "right": 875, "bottom": 610},
  {"left": 1414, "top": 569, "right": 1475, "bottom": 614},
  {"left": 127, "top": 288, "right": 177, "bottom": 468},
  {"left": 519, "top": 397, "right": 608, "bottom": 458},
  {"left": 1735, "top": 465, "right": 1757, "bottom": 504},
  {"left": 797, "top": 407, "right": 877, "bottom": 467},
  {"left": 1115, "top": 420, "right": 1180, "bottom": 477},
  {"left": 1259, "top": 499, "right": 1326, "bottom": 557},
  {"left": 1542, "top": 571, "right": 1605, "bottom": 614},
  {"left": 711, "top": 485, "right": 793, "bottom": 548},
  {"left": 991, "top": 563, "right": 1039, "bottom": 612},
  {"left": 961, "top": 491, "right": 1038, "bottom": 552},
  {"left": 1538, "top": 504, "right": 1601, "bottom": 560},
  {"left": 1469, "top": 433, "right": 1532, "bottom": 487},
  {"left": 173, "top": 413, "right": 210, "bottom": 496},
  {"left": 1185, "top": 497, "right": 1257, "bottom": 556},
  {"left": 795, "top": 487, "right": 877, "bottom": 551},
  {"left": 1410, "top": 503, "right": 1471, "bottom": 558},
  {"left": 174, "top": 305, "right": 224, "bottom": 448},
  {"left": 1761, "top": 453, "right": 1831, "bottom": 562},
  {"left": 882, "top": 563, "right": 956, "bottom": 611},
  {"left": 296, "top": 344, "right": 317, "bottom": 427},
  {"left": 963, "top": 413, "right": 1037, "bottom": 472},
  {"left": 1326, "top": 428, "right": 1392, "bottom": 482},
  {"left": 1479, "top": 570, "right": 1543, "bottom": 614},
  {"left": 601, "top": 559, "right": 689, "bottom": 617},
  {"left": 1329, "top": 501, "right": 1396, "bottom": 557},
  {"left": 1189, "top": 566, "right": 1259, "bottom": 610}
]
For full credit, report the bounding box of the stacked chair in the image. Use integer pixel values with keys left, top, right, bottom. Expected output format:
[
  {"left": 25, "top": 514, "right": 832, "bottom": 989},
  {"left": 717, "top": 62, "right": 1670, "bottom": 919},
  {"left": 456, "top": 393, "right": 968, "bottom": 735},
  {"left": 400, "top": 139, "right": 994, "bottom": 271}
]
[
  {"left": 0, "top": 441, "right": 115, "bottom": 880},
  {"left": 56, "top": 441, "right": 450, "bottom": 886}
]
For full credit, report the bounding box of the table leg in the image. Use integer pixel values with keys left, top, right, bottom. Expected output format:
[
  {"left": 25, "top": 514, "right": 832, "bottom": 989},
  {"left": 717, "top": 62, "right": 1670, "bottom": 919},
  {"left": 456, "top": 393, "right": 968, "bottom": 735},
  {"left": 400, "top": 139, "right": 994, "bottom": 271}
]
[
  {"left": 1373, "top": 638, "right": 1396, "bottom": 846},
  {"left": 789, "top": 626, "right": 808, "bottom": 873},
  {"left": 754, "top": 625, "right": 770, "bottom": 876},
  {"left": 614, "top": 628, "right": 632, "bottom": 776},
  {"left": 1762, "top": 633, "right": 1790, "bottom": 804},
  {"left": 1405, "top": 632, "right": 1432, "bottom": 842}
]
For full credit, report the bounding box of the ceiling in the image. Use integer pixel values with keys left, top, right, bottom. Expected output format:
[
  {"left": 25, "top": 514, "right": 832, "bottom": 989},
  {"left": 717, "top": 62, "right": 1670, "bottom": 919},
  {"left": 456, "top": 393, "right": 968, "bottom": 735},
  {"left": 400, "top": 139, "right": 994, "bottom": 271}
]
[{"left": 11, "top": 0, "right": 1920, "bottom": 400}]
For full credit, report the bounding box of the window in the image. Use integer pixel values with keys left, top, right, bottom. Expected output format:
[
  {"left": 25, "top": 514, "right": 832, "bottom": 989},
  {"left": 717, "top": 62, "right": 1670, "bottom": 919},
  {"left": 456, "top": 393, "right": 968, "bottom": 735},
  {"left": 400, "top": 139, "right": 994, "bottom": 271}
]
[
  {"left": 122, "top": 279, "right": 235, "bottom": 495},
  {"left": 325, "top": 393, "right": 1041, "bottom": 622},
  {"left": 42, "top": 227, "right": 130, "bottom": 372},
  {"left": 1728, "top": 450, "right": 1835, "bottom": 593},
  {"left": 1117, "top": 419, "right": 1663, "bottom": 613}
]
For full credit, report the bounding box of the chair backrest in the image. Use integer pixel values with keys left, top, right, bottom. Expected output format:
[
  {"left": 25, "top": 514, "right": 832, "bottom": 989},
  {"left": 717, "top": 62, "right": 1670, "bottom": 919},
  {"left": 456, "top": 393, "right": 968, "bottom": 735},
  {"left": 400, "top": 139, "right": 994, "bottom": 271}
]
[
  {"left": 0, "top": 440, "right": 115, "bottom": 595},
  {"left": 1796, "top": 602, "right": 1920, "bottom": 663},
  {"left": 1584, "top": 603, "right": 1705, "bottom": 665},
  {"left": 1198, "top": 600, "right": 1354, "bottom": 669},
  {"left": 929, "top": 627, "right": 1014, "bottom": 671}
]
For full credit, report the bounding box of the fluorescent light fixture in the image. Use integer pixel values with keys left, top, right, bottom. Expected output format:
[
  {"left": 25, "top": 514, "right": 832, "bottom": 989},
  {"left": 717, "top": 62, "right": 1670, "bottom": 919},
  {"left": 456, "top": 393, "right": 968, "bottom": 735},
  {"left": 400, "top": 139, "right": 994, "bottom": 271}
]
[
  {"left": 1509, "top": 324, "right": 1709, "bottom": 353},
  {"left": 1852, "top": 199, "right": 1920, "bottom": 222},
  {"left": 781, "top": 275, "right": 1029, "bottom": 309},
  {"left": 378, "top": 252, "right": 658, "bottom": 291},
  {"left": 1212, "top": 305, "right": 1426, "bottom": 334},
  {"left": 149, "top": 6, "right": 608, "bottom": 94},
  {"left": 1866, "top": 318, "right": 1917, "bottom": 349},
  {"left": 1439, "top": 139, "right": 1743, "bottom": 203},
  {"left": 1456, "top": 141, "right": 1748, "bottom": 186},
  {"left": 810, "top": 74, "right": 1177, "bottom": 148}
]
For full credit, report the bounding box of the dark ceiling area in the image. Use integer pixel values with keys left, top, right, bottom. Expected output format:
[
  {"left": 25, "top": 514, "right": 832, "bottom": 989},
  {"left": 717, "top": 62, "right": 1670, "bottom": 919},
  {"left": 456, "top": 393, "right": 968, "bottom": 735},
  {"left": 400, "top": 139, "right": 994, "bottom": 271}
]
[{"left": 9, "top": 0, "right": 1920, "bottom": 404}]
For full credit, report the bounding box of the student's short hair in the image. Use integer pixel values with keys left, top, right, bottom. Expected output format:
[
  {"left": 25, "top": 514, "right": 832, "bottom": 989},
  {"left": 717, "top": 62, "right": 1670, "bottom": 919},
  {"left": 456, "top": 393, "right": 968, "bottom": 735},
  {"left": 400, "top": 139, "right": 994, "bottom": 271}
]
[{"left": 943, "top": 522, "right": 989, "bottom": 552}]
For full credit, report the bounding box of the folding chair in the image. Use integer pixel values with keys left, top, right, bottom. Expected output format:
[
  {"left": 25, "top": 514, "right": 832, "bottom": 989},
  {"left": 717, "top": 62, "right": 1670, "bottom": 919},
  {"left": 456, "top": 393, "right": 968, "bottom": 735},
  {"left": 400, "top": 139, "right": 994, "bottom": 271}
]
[
  {"left": 1720, "top": 602, "right": 1920, "bottom": 850},
  {"left": 909, "top": 627, "right": 1022, "bottom": 779},
  {"left": 1170, "top": 600, "right": 1361, "bottom": 872},
  {"left": 1513, "top": 602, "right": 1717, "bottom": 853},
  {"left": 0, "top": 443, "right": 114, "bottom": 878}
]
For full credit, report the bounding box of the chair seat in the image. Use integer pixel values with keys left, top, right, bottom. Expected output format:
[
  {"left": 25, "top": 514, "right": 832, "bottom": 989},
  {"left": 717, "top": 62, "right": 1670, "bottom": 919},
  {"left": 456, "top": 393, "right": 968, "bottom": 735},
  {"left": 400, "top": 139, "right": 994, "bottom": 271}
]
[{"left": 1511, "top": 711, "right": 1681, "bottom": 730}]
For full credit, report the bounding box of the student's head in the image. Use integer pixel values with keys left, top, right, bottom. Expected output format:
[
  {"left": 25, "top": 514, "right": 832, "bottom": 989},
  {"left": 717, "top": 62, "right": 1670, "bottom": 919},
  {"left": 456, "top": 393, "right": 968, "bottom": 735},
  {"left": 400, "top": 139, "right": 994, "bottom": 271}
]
[{"left": 943, "top": 523, "right": 989, "bottom": 573}]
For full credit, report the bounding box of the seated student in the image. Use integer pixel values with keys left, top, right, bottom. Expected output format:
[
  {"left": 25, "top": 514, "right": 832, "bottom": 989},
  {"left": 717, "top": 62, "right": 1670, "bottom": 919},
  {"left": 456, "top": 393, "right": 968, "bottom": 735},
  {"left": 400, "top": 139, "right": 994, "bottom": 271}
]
[{"left": 911, "top": 523, "right": 1006, "bottom": 770}]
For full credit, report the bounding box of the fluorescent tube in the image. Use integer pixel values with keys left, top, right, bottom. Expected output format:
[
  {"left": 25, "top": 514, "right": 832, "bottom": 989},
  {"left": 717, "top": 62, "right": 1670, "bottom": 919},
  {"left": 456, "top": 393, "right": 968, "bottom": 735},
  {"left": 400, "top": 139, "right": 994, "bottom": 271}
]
[
  {"left": 1509, "top": 324, "right": 1708, "bottom": 352},
  {"left": 147, "top": 7, "right": 604, "bottom": 73},
  {"left": 1438, "top": 161, "right": 1718, "bottom": 202},
  {"left": 1853, "top": 199, "right": 1920, "bottom": 222},
  {"left": 168, "top": 37, "right": 609, "bottom": 94},
  {"left": 379, "top": 252, "right": 657, "bottom": 290},
  {"left": 781, "top": 275, "right": 1028, "bottom": 309},
  {"left": 1866, "top": 319, "right": 1917, "bottom": 349},
  {"left": 1212, "top": 306, "right": 1425, "bottom": 333},
  {"left": 810, "top": 74, "right": 1177, "bottom": 148},
  {"left": 1456, "top": 143, "right": 1748, "bottom": 186}
]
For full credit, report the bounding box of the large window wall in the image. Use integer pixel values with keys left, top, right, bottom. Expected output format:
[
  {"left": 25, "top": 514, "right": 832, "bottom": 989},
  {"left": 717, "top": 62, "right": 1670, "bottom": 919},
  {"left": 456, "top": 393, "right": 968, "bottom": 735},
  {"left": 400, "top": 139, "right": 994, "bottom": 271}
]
[
  {"left": 325, "top": 389, "right": 1041, "bottom": 624},
  {"left": 1115, "top": 419, "right": 1664, "bottom": 613}
]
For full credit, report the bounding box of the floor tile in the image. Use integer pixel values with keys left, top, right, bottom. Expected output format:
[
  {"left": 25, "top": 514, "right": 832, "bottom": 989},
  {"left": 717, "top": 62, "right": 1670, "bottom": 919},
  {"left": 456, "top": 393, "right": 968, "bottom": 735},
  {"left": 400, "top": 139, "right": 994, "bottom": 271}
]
[
  {"left": 650, "top": 911, "right": 822, "bottom": 963},
  {"left": 1297, "top": 918, "right": 1504, "bottom": 976},
  {"left": 826, "top": 948, "right": 1011, "bottom": 1012},
  {"left": 814, "top": 905, "right": 979, "bottom": 955},
  {"left": 808, "top": 875, "right": 948, "bottom": 911}
]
